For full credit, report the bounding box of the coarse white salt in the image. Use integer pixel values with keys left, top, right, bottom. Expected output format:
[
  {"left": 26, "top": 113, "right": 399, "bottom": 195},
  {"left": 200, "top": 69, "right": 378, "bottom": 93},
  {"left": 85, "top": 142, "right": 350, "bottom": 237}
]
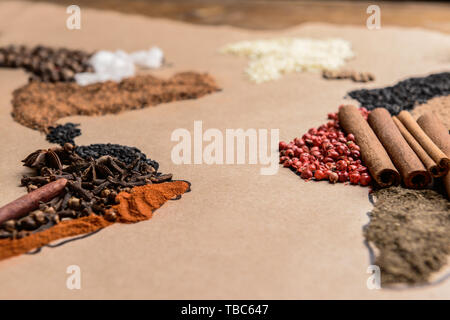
[
  {"left": 130, "top": 46, "right": 164, "bottom": 69},
  {"left": 221, "top": 38, "right": 355, "bottom": 83},
  {"left": 75, "top": 47, "right": 165, "bottom": 86},
  {"left": 75, "top": 50, "right": 135, "bottom": 85}
]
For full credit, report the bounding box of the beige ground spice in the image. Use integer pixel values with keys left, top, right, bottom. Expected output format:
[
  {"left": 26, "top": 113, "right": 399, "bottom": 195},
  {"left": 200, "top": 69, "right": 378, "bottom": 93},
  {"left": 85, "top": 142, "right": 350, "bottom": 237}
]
[
  {"left": 412, "top": 95, "right": 450, "bottom": 129},
  {"left": 364, "top": 186, "right": 450, "bottom": 286},
  {"left": 11, "top": 72, "right": 220, "bottom": 132}
]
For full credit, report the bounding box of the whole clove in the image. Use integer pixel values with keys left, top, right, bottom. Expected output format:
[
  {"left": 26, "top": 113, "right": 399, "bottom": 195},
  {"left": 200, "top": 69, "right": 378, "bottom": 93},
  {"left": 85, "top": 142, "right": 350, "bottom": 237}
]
[
  {"left": 19, "top": 216, "right": 38, "bottom": 231},
  {"left": 68, "top": 197, "right": 81, "bottom": 210},
  {"left": 32, "top": 210, "right": 47, "bottom": 225},
  {"left": 2, "top": 220, "right": 15, "bottom": 232}
]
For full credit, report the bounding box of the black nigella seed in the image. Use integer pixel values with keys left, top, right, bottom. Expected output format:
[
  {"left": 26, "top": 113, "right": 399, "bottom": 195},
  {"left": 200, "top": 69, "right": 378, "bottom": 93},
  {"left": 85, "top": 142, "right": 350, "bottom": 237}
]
[
  {"left": 74, "top": 143, "right": 159, "bottom": 171},
  {"left": 46, "top": 123, "right": 81, "bottom": 146},
  {"left": 347, "top": 72, "right": 450, "bottom": 115}
]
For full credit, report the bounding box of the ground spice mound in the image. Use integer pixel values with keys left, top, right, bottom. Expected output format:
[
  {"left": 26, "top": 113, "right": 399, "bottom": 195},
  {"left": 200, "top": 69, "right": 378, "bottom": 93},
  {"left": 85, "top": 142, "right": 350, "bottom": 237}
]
[
  {"left": 0, "top": 181, "right": 189, "bottom": 261},
  {"left": 348, "top": 72, "right": 450, "bottom": 115},
  {"left": 364, "top": 186, "right": 450, "bottom": 286},
  {"left": 411, "top": 95, "right": 450, "bottom": 129},
  {"left": 109, "top": 181, "right": 190, "bottom": 223},
  {"left": 12, "top": 72, "right": 221, "bottom": 132},
  {"left": 322, "top": 69, "right": 374, "bottom": 83}
]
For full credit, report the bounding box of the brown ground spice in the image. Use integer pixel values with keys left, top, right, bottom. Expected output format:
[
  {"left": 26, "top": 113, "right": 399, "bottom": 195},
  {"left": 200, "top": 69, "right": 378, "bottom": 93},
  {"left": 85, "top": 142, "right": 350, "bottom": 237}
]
[
  {"left": 412, "top": 95, "right": 450, "bottom": 129},
  {"left": 322, "top": 69, "right": 374, "bottom": 83},
  {"left": 0, "top": 181, "right": 190, "bottom": 261},
  {"left": 364, "top": 186, "right": 450, "bottom": 286},
  {"left": 11, "top": 72, "right": 220, "bottom": 132}
]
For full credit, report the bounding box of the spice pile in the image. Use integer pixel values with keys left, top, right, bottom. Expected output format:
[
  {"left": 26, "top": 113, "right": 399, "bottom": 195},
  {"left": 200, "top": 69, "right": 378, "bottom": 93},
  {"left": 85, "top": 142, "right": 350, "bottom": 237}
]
[
  {"left": 75, "top": 143, "right": 159, "bottom": 170},
  {"left": 0, "top": 181, "right": 190, "bottom": 261},
  {"left": 75, "top": 47, "right": 164, "bottom": 86},
  {"left": 0, "top": 45, "right": 93, "bottom": 82},
  {"left": 341, "top": 72, "right": 450, "bottom": 285},
  {"left": 12, "top": 72, "right": 221, "bottom": 132},
  {"left": 348, "top": 72, "right": 450, "bottom": 114},
  {"left": 412, "top": 96, "right": 450, "bottom": 129},
  {"left": 0, "top": 143, "right": 174, "bottom": 240},
  {"left": 322, "top": 69, "right": 374, "bottom": 83},
  {"left": 279, "top": 107, "right": 371, "bottom": 186},
  {"left": 46, "top": 123, "right": 81, "bottom": 146},
  {"left": 44, "top": 133, "right": 160, "bottom": 171},
  {"left": 221, "top": 38, "right": 354, "bottom": 83},
  {"left": 364, "top": 186, "right": 450, "bottom": 286}
]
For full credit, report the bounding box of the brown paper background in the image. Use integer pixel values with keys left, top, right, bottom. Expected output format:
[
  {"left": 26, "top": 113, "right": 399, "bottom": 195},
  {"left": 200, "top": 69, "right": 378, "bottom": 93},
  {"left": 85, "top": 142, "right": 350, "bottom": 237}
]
[{"left": 0, "top": 1, "right": 449, "bottom": 299}]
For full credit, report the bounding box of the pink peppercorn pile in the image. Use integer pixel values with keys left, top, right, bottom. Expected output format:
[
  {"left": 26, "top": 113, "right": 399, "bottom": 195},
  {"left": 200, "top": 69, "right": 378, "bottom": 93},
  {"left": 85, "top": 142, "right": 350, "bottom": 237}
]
[{"left": 279, "top": 106, "right": 372, "bottom": 186}]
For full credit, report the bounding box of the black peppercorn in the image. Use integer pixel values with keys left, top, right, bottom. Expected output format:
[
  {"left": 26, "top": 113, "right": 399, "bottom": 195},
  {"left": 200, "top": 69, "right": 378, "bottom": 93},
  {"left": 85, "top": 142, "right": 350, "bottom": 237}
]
[{"left": 0, "top": 44, "right": 93, "bottom": 82}]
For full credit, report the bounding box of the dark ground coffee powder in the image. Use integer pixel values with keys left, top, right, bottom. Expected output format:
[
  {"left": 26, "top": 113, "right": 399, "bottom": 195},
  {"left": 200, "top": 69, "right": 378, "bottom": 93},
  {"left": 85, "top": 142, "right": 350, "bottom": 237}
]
[
  {"left": 348, "top": 72, "right": 450, "bottom": 115},
  {"left": 364, "top": 186, "right": 450, "bottom": 286}
]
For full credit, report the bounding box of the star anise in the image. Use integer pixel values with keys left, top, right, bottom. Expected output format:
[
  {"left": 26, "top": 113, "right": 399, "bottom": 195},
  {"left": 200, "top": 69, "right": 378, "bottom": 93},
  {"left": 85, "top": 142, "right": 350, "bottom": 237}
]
[{"left": 22, "top": 148, "right": 62, "bottom": 170}]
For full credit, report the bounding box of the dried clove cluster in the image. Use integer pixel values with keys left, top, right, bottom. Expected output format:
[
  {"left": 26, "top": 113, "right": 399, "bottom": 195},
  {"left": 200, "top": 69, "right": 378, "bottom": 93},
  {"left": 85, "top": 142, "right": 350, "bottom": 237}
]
[
  {"left": 0, "top": 45, "right": 93, "bottom": 82},
  {"left": 322, "top": 69, "right": 374, "bottom": 83},
  {"left": 0, "top": 143, "right": 172, "bottom": 239}
]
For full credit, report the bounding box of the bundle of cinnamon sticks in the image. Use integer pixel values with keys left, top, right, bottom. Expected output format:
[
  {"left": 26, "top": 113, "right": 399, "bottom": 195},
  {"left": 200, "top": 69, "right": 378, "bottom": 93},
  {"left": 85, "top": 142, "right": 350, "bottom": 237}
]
[{"left": 338, "top": 105, "right": 450, "bottom": 196}]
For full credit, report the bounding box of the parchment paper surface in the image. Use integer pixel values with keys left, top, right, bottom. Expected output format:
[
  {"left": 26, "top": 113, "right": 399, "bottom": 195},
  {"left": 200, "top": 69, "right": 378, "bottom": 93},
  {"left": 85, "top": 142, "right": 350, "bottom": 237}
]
[{"left": 0, "top": 1, "right": 449, "bottom": 299}]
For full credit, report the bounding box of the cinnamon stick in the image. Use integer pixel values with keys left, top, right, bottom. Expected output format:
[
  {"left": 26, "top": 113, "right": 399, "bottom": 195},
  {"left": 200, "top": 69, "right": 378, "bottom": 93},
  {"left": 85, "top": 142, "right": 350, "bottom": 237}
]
[
  {"left": 338, "top": 105, "right": 400, "bottom": 187},
  {"left": 397, "top": 111, "right": 450, "bottom": 174},
  {"left": 417, "top": 112, "right": 450, "bottom": 198},
  {"left": 368, "top": 108, "right": 430, "bottom": 189},
  {"left": 445, "top": 174, "right": 450, "bottom": 200},
  {"left": 0, "top": 178, "right": 67, "bottom": 225},
  {"left": 392, "top": 116, "right": 441, "bottom": 178},
  {"left": 417, "top": 112, "right": 450, "bottom": 155}
]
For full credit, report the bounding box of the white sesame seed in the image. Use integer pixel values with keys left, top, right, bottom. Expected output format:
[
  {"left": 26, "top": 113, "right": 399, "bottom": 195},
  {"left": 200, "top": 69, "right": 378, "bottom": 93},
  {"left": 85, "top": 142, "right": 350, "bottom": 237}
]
[{"left": 221, "top": 38, "right": 355, "bottom": 83}]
